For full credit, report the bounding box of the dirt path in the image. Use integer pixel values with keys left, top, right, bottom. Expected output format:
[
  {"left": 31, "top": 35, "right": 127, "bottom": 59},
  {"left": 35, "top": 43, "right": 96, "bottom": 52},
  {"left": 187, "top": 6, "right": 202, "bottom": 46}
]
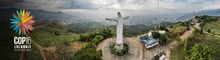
[
  {"left": 194, "top": 23, "right": 220, "bottom": 38},
  {"left": 72, "top": 43, "right": 85, "bottom": 52},
  {"left": 31, "top": 38, "right": 57, "bottom": 60},
  {"left": 20, "top": 23, "right": 58, "bottom": 60},
  {"left": 31, "top": 23, "right": 58, "bottom": 60},
  {"left": 203, "top": 30, "right": 220, "bottom": 38},
  {"left": 180, "top": 26, "right": 194, "bottom": 41},
  {"left": 34, "top": 23, "right": 58, "bottom": 60},
  {"left": 20, "top": 36, "right": 55, "bottom": 60},
  {"left": 165, "top": 23, "right": 198, "bottom": 60},
  {"left": 167, "top": 26, "right": 194, "bottom": 60},
  {"left": 31, "top": 40, "right": 47, "bottom": 60}
]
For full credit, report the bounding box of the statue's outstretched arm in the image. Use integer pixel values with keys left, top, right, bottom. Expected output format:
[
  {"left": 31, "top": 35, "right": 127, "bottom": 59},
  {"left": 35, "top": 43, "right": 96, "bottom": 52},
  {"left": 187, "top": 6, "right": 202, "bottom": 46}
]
[{"left": 105, "top": 18, "right": 118, "bottom": 22}]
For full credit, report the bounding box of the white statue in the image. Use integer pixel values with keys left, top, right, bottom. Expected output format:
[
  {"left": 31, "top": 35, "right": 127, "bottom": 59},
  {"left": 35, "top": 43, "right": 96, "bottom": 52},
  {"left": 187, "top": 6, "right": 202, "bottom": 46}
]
[
  {"left": 148, "top": 30, "right": 152, "bottom": 39},
  {"left": 105, "top": 12, "right": 129, "bottom": 51}
]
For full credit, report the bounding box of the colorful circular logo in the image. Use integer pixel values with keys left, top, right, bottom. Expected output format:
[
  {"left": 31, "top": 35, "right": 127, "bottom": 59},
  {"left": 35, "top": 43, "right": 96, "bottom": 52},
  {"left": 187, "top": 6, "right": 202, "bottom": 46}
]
[{"left": 10, "top": 9, "right": 35, "bottom": 35}]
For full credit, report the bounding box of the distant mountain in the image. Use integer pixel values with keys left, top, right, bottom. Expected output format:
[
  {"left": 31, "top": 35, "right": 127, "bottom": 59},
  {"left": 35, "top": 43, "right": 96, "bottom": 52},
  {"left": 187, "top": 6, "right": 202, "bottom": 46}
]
[
  {"left": 202, "top": 9, "right": 220, "bottom": 16},
  {"left": 4, "top": 8, "right": 220, "bottom": 32},
  {"left": 0, "top": 8, "right": 103, "bottom": 26},
  {"left": 123, "top": 15, "right": 180, "bottom": 26}
]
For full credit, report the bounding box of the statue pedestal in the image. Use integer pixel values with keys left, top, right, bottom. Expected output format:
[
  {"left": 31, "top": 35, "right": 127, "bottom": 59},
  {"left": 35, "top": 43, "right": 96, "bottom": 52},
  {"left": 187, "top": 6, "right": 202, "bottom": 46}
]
[{"left": 115, "top": 43, "right": 123, "bottom": 52}]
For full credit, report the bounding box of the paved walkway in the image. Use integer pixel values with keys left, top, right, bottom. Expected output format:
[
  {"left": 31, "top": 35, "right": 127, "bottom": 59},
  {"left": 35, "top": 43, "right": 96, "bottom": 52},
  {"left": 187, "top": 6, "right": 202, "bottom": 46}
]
[{"left": 97, "top": 36, "right": 144, "bottom": 60}]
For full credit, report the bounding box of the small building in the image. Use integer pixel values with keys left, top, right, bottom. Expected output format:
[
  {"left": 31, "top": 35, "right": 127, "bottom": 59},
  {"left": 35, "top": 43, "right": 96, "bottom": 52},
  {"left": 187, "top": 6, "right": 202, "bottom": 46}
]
[
  {"left": 144, "top": 38, "right": 159, "bottom": 49},
  {"left": 140, "top": 30, "right": 160, "bottom": 49},
  {"left": 190, "top": 22, "right": 195, "bottom": 26},
  {"left": 158, "top": 30, "right": 166, "bottom": 34}
]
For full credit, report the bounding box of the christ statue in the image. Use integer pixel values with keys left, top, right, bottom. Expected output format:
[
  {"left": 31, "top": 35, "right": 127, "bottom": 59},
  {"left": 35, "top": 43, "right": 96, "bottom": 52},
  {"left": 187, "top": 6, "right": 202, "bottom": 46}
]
[{"left": 105, "top": 12, "right": 129, "bottom": 51}]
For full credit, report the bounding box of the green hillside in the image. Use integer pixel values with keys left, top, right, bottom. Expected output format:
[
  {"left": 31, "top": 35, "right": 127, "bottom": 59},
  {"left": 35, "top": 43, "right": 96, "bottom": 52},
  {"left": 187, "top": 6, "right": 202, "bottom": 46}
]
[
  {"left": 171, "top": 16, "right": 220, "bottom": 60},
  {"left": 0, "top": 24, "right": 22, "bottom": 60},
  {"left": 29, "top": 23, "right": 80, "bottom": 47},
  {"left": 201, "top": 16, "right": 220, "bottom": 36}
]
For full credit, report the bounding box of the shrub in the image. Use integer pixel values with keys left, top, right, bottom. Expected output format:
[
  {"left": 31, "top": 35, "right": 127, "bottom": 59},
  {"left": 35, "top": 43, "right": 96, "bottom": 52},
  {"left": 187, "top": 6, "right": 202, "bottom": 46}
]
[
  {"left": 79, "top": 34, "right": 89, "bottom": 41},
  {"left": 110, "top": 43, "right": 129, "bottom": 56},
  {"left": 159, "top": 34, "right": 167, "bottom": 45},
  {"left": 160, "top": 26, "right": 166, "bottom": 30},
  {"left": 152, "top": 32, "right": 160, "bottom": 39},
  {"left": 186, "top": 25, "right": 190, "bottom": 30},
  {"left": 73, "top": 42, "right": 102, "bottom": 60},
  {"left": 207, "top": 29, "right": 211, "bottom": 33},
  {"left": 92, "top": 35, "right": 104, "bottom": 44}
]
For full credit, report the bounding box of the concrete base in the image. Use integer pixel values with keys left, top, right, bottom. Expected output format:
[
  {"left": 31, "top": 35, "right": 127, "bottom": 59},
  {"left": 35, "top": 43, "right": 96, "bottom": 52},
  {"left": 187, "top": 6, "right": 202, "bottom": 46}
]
[
  {"left": 98, "top": 38, "right": 142, "bottom": 60},
  {"left": 115, "top": 43, "right": 124, "bottom": 52}
]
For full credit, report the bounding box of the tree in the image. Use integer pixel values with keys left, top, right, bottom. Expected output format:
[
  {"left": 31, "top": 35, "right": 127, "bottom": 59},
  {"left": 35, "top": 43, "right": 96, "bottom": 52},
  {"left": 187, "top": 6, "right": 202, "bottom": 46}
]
[
  {"left": 176, "top": 37, "right": 181, "bottom": 42},
  {"left": 170, "top": 25, "right": 173, "bottom": 28},
  {"left": 152, "top": 32, "right": 160, "bottom": 39},
  {"left": 195, "top": 16, "right": 200, "bottom": 19},
  {"left": 73, "top": 42, "right": 102, "bottom": 60},
  {"left": 79, "top": 34, "right": 89, "bottom": 41},
  {"left": 201, "top": 15, "right": 208, "bottom": 20},
  {"left": 92, "top": 35, "right": 104, "bottom": 44},
  {"left": 200, "top": 28, "right": 203, "bottom": 34},
  {"left": 189, "top": 44, "right": 213, "bottom": 60},
  {"left": 160, "top": 26, "right": 166, "bottom": 30},
  {"left": 99, "top": 29, "right": 113, "bottom": 39},
  {"left": 159, "top": 34, "right": 167, "bottom": 45},
  {"left": 186, "top": 25, "right": 190, "bottom": 30},
  {"left": 207, "top": 29, "right": 211, "bottom": 33}
]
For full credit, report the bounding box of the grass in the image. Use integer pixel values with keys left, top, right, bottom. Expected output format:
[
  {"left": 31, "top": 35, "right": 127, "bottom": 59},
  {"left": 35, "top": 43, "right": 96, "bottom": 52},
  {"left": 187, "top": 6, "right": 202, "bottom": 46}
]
[
  {"left": 170, "top": 42, "right": 186, "bottom": 60},
  {"left": 166, "top": 23, "right": 186, "bottom": 43},
  {"left": 171, "top": 28, "right": 220, "bottom": 60},
  {"left": 189, "top": 29, "right": 220, "bottom": 46},
  {"left": 28, "top": 23, "right": 80, "bottom": 47},
  {"left": 0, "top": 24, "right": 36, "bottom": 60},
  {"left": 171, "top": 25, "right": 186, "bottom": 33},
  {"left": 25, "top": 44, "right": 43, "bottom": 60},
  {"left": 203, "top": 20, "right": 220, "bottom": 35},
  {"left": 169, "top": 23, "right": 187, "bottom": 34}
]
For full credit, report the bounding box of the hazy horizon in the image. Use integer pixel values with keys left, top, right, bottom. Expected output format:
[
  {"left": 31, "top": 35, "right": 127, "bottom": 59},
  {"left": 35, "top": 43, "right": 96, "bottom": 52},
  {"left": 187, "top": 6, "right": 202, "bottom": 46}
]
[{"left": 1, "top": 0, "right": 220, "bottom": 23}]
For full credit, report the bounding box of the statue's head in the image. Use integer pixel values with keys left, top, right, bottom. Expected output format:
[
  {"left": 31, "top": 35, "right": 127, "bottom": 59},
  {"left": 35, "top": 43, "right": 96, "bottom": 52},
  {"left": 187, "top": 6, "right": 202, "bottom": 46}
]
[{"left": 117, "top": 12, "right": 122, "bottom": 17}]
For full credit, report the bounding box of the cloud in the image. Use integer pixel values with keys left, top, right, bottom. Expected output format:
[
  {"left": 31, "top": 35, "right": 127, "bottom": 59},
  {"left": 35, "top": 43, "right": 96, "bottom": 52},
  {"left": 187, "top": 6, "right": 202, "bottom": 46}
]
[{"left": 1, "top": 0, "right": 220, "bottom": 15}]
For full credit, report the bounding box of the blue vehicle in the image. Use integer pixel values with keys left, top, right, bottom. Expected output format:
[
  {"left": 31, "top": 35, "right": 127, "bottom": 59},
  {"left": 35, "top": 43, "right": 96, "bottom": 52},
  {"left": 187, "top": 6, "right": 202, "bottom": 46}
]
[
  {"left": 140, "top": 36, "right": 148, "bottom": 41},
  {"left": 140, "top": 36, "right": 159, "bottom": 49}
]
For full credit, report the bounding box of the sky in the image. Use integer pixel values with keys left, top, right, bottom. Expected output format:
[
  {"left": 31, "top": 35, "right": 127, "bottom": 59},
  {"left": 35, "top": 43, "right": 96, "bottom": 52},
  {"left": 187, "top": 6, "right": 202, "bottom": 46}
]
[{"left": 0, "top": 0, "right": 220, "bottom": 20}]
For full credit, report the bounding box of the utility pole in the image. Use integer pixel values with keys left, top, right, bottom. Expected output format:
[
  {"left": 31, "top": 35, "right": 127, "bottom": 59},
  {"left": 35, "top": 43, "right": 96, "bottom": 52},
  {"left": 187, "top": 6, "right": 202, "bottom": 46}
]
[
  {"left": 200, "top": 7, "right": 203, "bottom": 16},
  {"left": 158, "top": 0, "right": 160, "bottom": 30}
]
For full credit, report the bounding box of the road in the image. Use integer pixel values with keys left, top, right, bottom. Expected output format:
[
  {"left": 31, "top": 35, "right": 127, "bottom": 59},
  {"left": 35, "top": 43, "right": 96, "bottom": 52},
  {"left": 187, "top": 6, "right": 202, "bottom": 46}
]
[{"left": 144, "top": 24, "right": 196, "bottom": 60}]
